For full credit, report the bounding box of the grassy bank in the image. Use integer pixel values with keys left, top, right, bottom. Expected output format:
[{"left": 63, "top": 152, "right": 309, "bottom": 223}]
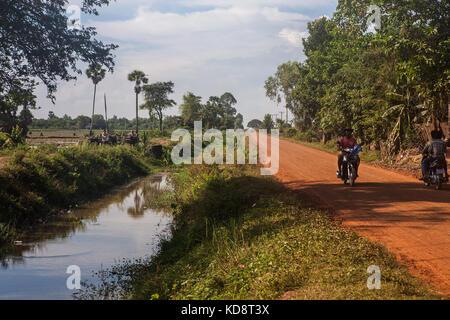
[
  {"left": 78, "top": 165, "right": 440, "bottom": 300},
  {"left": 281, "top": 131, "right": 381, "bottom": 163},
  {"left": 0, "top": 144, "right": 157, "bottom": 245}
]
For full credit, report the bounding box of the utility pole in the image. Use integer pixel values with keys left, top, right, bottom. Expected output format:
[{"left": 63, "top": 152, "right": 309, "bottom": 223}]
[{"left": 104, "top": 94, "right": 108, "bottom": 133}]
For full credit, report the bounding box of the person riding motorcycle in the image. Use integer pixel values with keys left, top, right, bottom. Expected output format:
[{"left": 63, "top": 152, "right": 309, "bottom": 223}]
[
  {"left": 420, "top": 130, "right": 448, "bottom": 182},
  {"left": 336, "top": 128, "right": 361, "bottom": 179}
]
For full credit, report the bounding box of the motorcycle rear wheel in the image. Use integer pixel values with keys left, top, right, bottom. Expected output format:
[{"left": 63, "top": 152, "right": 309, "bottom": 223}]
[
  {"left": 349, "top": 167, "right": 357, "bottom": 187},
  {"left": 435, "top": 181, "right": 441, "bottom": 190}
]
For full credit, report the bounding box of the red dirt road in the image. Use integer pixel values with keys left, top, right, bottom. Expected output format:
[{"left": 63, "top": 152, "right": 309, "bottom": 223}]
[{"left": 273, "top": 138, "right": 450, "bottom": 295}]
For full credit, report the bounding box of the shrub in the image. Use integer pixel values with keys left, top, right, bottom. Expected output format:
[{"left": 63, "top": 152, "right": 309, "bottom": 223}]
[{"left": 295, "top": 130, "right": 320, "bottom": 143}]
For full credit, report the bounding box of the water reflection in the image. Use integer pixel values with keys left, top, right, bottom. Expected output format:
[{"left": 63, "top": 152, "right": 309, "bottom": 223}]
[{"left": 0, "top": 174, "right": 172, "bottom": 300}]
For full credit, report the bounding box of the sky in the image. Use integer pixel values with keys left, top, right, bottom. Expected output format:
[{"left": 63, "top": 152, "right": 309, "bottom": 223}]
[{"left": 33, "top": 0, "right": 338, "bottom": 125}]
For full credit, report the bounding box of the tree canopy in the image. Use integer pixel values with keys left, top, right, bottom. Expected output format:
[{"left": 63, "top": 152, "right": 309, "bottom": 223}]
[
  {"left": 141, "top": 81, "right": 176, "bottom": 132},
  {"left": 179, "top": 92, "right": 243, "bottom": 130},
  {"left": 0, "top": 0, "right": 117, "bottom": 135}
]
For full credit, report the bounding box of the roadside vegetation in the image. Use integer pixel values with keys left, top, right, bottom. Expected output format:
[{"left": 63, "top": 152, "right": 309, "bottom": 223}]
[
  {"left": 263, "top": 1, "right": 448, "bottom": 160},
  {"left": 77, "top": 164, "right": 441, "bottom": 300}
]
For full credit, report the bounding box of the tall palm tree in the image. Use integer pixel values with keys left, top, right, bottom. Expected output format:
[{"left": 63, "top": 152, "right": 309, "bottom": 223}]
[
  {"left": 127, "top": 70, "right": 149, "bottom": 134},
  {"left": 86, "top": 63, "right": 106, "bottom": 136}
]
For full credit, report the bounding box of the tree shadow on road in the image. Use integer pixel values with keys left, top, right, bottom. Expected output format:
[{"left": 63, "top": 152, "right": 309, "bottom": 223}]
[{"left": 282, "top": 180, "right": 450, "bottom": 228}]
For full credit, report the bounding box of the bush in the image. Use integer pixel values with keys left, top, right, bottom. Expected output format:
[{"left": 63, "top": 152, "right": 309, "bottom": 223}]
[
  {"left": 0, "top": 132, "right": 8, "bottom": 147},
  {"left": 295, "top": 130, "right": 321, "bottom": 143}
]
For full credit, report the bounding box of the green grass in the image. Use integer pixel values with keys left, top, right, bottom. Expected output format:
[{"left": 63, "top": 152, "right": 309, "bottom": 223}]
[
  {"left": 76, "top": 165, "right": 441, "bottom": 300},
  {"left": 0, "top": 143, "right": 156, "bottom": 245}
]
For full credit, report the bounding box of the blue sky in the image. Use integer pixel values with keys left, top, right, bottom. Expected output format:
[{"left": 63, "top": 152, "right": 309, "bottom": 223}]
[{"left": 34, "top": 0, "right": 338, "bottom": 124}]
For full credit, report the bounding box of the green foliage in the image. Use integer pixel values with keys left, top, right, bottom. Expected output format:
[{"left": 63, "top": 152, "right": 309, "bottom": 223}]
[
  {"left": 0, "top": 0, "right": 117, "bottom": 101},
  {"left": 141, "top": 81, "right": 176, "bottom": 132},
  {"left": 3, "top": 126, "right": 26, "bottom": 147},
  {"left": 261, "top": 114, "right": 274, "bottom": 131},
  {"left": 179, "top": 92, "right": 242, "bottom": 130},
  {"left": 295, "top": 130, "right": 320, "bottom": 143},
  {"left": 0, "top": 223, "right": 17, "bottom": 246},
  {"left": 86, "top": 63, "right": 107, "bottom": 86},
  {"left": 265, "top": 61, "right": 301, "bottom": 115},
  {"left": 0, "top": 132, "right": 8, "bottom": 147}
]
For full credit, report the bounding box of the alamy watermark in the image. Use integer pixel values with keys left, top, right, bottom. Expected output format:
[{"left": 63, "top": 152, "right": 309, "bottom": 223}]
[
  {"left": 171, "top": 121, "right": 279, "bottom": 176},
  {"left": 367, "top": 5, "right": 382, "bottom": 33},
  {"left": 66, "top": 265, "right": 81, "bottom": 290},
  {"left": 367, "top": 265, "right": 381, "bottom": 290}
]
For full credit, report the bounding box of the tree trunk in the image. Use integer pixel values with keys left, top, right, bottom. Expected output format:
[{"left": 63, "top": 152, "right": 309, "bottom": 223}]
[
  {"left": 448, "top": 102, "right": 450, "bottom": 140},
  {"left": 89, "top": 84, "right": 97, "bottom": 136},
  {"left": 322, "top": 131, "right": 330, "bottom": 144},
  {"left": 159, "top": 112, "right": 163, "bottom": 132},
  {"left": 135, "top": 93, "right": 139, "bottom": 134}
]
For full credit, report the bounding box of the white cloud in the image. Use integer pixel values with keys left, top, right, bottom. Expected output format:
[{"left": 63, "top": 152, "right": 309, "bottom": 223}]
[{"left": 34, "top": 1, "right": 338, "bottom": 124}]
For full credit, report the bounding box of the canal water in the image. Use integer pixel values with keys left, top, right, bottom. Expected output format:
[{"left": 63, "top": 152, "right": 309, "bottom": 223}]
[{"left": 0, "top": 174, "right": 172, "bottom": 300}]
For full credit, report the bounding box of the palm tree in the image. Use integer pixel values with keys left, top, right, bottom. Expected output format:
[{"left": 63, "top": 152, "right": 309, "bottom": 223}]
[
  {"left": 86, "top": 63, "right": 106, "bottom": 136},
  {"left": 127, "top": 70, "right": 149, "bottom": 134}
]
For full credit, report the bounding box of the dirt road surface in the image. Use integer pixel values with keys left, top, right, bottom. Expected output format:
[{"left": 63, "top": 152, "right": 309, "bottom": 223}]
[{"left": 270, "top": 138, "right": 450, "bottom": 295}]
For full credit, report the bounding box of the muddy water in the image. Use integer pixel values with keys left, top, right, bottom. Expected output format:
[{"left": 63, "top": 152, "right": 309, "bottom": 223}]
[{"left": 0, "top": 174, "right": 172, "bottom": 300}]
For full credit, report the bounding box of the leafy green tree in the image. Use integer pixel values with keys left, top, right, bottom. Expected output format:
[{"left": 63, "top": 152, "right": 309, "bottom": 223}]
[
  {"left": 141, "top": 81, "right": 176, "bottom": 132},
  {"left": 273, "top": 1, "right": 449, "bottom": 155},
  {"left": 180, "top": 92, "right": 202, "bottom": 127},
  {"left": 91, "top": 114, "right": 106, "bottom": 130},
  {"left": 86, "top": 63, "right": 106, "bottom": 135},
  {"left": 234, "top": 113, "right": 244, "bottom": 129},
  {"left": 0, "top": 87, "right": 36, "bottom": 135},
  {"left": 265, "top": 61, "right": 301, "bottom": 124},
  {"left": 261, "top": 114, "right": 274, "bottom": 131},
  {"left": 219, "top": 92, "right": 238, "bottom": 129},
  {"left": 128, "top": 70, "right": 149, "bottom": 134},
  {"left": 247, "top": 119, "right": 262, "bottom": 129}
]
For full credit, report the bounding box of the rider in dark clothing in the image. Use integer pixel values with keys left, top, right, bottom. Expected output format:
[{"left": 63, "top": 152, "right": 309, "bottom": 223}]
[
  {"left": 337, "top": 128, "right": 360, "bottom": 178},
  {"left": 420, "top": 130, "right": 448, "bottom": 181}
]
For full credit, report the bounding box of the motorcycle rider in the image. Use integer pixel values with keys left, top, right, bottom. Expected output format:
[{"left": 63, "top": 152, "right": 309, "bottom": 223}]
[
  {"left": 420, "top": 130, "right": 448, "bottom": 182},
  {"left": 336, "top": 128, "right": 361, "bottom": 178}
]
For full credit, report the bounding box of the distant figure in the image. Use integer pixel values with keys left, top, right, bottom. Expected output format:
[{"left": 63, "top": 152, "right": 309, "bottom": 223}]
[
  {"left": 336, "top": 128, "right": 360, "bottom": 178},
  {"left": 420, "top": 130, "right": 448, "bottom": 182}
]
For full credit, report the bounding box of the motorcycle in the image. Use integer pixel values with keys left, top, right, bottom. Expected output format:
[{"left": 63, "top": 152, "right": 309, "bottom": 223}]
[
  {"left": 336, "top": 143, "right": 364, "bottom": 186},
  {"left": 423, "top": 157, "right": 447, "bottom": 190}
]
